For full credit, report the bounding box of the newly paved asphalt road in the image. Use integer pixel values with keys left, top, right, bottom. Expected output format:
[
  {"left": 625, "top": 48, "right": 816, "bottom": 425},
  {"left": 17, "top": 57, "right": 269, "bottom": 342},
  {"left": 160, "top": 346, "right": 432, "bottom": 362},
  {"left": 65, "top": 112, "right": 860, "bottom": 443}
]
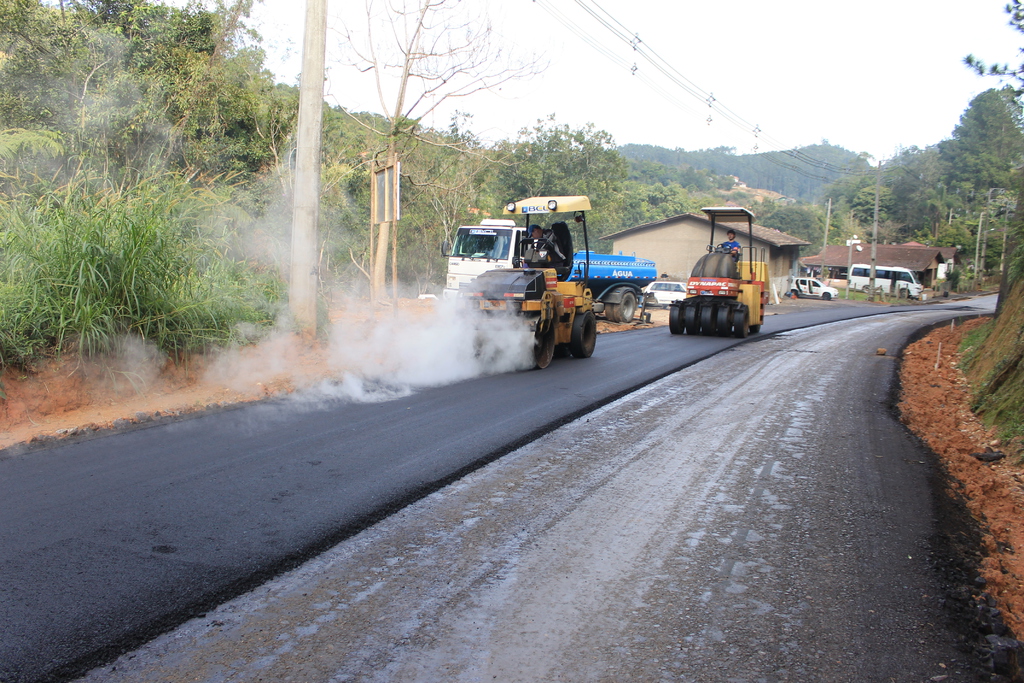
[
  {"left": 0, "top": 297, "right": 995, "bottom": 682},
  {"left": 80, "top": 307, "right": 989, "bottom": 682}
]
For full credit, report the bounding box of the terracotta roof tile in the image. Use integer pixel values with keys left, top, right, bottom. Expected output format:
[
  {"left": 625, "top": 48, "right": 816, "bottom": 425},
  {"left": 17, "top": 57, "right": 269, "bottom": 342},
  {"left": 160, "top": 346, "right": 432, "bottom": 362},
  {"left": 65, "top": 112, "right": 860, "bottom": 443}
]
[{"left": 801, "top": 244, "right": 958, "bottom": 270}]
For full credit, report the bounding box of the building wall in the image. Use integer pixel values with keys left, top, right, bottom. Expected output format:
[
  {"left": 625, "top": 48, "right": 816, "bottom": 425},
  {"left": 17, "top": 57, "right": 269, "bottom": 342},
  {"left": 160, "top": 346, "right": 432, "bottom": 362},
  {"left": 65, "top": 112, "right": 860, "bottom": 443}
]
[
  {"left": 605, "top": 216, "right": 801, "bottom": 299},
  {"left": 603, "top": 220, "right": 708, "bottom": 280}
]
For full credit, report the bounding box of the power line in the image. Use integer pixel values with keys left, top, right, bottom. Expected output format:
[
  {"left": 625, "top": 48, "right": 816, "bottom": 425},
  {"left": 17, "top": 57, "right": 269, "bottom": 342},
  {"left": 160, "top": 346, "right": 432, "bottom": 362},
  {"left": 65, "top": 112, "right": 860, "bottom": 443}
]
[{"left": 534, "top": 0, "right": 876, "bottom": 180}]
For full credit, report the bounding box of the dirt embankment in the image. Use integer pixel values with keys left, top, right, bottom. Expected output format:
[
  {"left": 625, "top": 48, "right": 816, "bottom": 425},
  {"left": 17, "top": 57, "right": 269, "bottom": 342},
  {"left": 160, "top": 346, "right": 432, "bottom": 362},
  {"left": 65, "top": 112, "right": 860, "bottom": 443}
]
[{"left": 899, "top": 316, "right": 1024, "bottom": 639}]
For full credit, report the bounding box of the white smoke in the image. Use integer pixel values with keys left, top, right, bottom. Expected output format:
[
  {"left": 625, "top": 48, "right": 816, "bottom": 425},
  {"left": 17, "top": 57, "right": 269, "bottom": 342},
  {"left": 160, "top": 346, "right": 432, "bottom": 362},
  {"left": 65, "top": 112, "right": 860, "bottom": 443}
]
[
  {"left": 100, "top": 335, "right": 167, "bottom": 394},
  {"left": 309, "top": 297, "right": 535, "bottom": 403},
  {"left": 204, "top": 297, "right": 537, "bottom": 407}
]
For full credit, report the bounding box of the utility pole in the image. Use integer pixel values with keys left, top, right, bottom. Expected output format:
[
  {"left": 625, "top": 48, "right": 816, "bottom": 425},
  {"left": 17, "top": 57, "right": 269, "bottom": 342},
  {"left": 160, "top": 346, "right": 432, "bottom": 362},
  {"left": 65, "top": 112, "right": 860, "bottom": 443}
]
[
  {"left": 978, "top": 188, "right": 1005, "bottom": 294},
  {"left": 868, "top": 161, "right": 880, "bottom": 302},
  {"left": 820, "top": 197, "right": 831, "bottom": 279},
  {"left": 289, "top": 0, "right": 327, "bottom": 336},
  {"left": 974, "top": 212, "right": 985, "bottom": 291},
  {"left": 1001, "top": 222, "right": 1009, "bottom": 276},
  {"left": 981, "top": 225, "right": 990, "bottom": 275}
]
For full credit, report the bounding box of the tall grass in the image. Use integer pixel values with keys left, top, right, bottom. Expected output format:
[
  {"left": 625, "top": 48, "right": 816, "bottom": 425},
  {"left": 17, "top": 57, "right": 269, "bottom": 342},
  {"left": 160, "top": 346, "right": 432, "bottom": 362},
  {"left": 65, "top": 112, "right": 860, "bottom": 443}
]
[{"left": 0, "top": 175, "right": 282, "bottom": 369}]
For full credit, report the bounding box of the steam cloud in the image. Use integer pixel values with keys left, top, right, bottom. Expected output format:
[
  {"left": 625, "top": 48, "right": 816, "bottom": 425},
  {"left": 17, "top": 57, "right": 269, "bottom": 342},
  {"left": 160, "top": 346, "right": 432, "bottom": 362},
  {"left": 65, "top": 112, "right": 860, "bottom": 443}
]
[
  {"left": 205, "top": 298, "right": 536, "bottom": 407},
  {"left": 314, "top": 298, "right": 535, "bottom": 402}
]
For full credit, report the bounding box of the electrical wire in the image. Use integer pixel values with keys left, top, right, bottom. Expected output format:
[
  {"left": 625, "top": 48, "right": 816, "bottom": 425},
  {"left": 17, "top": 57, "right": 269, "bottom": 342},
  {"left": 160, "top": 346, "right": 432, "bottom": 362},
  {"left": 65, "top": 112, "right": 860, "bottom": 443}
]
[{"left": 533, "top": 0, "right": 878, "bottom": 180}]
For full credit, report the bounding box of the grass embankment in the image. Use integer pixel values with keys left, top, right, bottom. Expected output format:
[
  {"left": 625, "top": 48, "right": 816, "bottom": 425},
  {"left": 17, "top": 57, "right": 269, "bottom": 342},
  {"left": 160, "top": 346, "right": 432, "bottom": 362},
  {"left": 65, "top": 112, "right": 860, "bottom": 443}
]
[
  {"left": 960, "top": 279, "right": 1024, "bottom": 455},
  {"left": 0, "top": 176, "right": 282, "bottom": 372}
]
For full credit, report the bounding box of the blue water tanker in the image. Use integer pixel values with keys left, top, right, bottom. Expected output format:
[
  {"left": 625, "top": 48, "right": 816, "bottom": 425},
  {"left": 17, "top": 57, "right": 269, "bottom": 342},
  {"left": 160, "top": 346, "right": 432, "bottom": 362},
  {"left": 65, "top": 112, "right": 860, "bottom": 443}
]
[{"left": 567, "top": 251, "right": 658, "bottom": 323}]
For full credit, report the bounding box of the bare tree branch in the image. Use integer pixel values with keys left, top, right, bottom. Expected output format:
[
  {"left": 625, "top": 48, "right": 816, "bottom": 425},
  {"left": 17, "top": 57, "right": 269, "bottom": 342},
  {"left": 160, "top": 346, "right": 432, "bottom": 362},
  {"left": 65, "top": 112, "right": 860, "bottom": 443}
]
[{"left": 334, "top": 0, "right": 544, "bottom": 301}]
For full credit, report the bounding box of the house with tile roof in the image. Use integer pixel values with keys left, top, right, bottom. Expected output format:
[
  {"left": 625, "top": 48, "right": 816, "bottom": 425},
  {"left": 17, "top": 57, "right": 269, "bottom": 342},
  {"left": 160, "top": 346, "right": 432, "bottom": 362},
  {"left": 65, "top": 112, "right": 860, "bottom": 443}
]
[{"left": 800, "top": 243, "right": 959, "bottom": 288}]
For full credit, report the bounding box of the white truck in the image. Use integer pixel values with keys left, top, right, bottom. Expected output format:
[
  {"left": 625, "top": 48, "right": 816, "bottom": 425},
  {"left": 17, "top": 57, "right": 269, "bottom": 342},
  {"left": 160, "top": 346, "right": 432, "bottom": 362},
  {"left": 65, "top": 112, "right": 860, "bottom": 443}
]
[
  {"left": 443, "top": 219, "right": 520, "bottom": 298},
  {"left": 442, "top": 218, "right": 657, "bottom": 323}
]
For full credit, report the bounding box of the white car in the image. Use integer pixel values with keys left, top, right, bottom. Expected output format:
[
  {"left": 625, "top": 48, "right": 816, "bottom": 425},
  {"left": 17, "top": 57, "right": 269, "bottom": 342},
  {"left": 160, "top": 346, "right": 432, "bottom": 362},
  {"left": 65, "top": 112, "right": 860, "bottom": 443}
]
[
  {"left": 791, "top": 277, "right": 840, "bottom": 301},
  {"left": 643, "top": 281, "right": 687, "bottom": 307}
]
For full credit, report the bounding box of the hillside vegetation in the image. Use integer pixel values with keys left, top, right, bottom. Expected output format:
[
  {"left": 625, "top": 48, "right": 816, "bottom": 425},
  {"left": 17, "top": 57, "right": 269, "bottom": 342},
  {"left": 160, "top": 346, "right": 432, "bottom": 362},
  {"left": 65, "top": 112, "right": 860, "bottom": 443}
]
[
  {"left": 960, "top": 187, "right": 1024, "bottom": 455},
  {"left": 962, "top": 279, "right": 1024, "bottom": 454},
  {"left": 619, "top": 142, "right": 864, "bottom": 203}
]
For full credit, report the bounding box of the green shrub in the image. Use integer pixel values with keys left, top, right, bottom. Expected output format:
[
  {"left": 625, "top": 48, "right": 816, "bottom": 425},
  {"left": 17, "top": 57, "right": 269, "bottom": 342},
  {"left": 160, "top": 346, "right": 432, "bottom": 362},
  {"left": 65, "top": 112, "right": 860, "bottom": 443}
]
[
  {"left": 959, "top": 319, "right": 994, "bottom": 369},
  {"left": 946, "top": 268, "right": 962, "bottom": 292},
  {"left": 0, "top": 174, "right": 282, "bottom": 369}
]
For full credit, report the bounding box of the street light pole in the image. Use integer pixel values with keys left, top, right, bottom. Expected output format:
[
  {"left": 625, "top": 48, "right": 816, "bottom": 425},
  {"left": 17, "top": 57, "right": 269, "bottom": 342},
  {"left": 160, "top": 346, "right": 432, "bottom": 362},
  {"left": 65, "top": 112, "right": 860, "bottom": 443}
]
[{"left": 846, "top": 236, "right": 861, "bottom": 300}]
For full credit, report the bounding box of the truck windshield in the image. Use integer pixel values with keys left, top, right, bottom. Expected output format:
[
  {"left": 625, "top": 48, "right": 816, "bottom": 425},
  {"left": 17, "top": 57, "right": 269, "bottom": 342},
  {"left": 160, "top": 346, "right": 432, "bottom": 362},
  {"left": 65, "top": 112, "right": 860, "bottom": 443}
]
[{"left": 451, "top": 228, "right": 512, "bottom": 260}]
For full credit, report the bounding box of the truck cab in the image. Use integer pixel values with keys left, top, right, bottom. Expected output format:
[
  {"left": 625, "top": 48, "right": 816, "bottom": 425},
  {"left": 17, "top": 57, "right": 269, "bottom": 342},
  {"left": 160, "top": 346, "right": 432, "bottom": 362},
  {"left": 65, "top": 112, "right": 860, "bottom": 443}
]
[{"left": 443, "top": 219, "right": 522, "bottom": 298}]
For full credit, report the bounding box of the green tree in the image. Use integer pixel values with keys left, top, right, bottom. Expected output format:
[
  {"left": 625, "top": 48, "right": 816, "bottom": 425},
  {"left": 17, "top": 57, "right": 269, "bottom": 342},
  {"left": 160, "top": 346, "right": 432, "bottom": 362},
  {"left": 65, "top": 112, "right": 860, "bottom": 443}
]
[
  {"left": 494, "top": 116, "right": 628, "bottom": 230},
  {"left": 909, "top": 221, "right": 974, "bottom": 250},
  {"left": 850, "top": 184, "right": 895, "bottom": 225},
  {"left": 885, "top": 146, "right": 957, "bottom": 238},
  {"left": 757, "top": 204, "right": 824, "bottom": 245},
  {"left": 0, "top": 0, "right": 295, "bottom": 190},
  {"left": 938, "top": 88, "right": 1024, "bottom": 199},
  {"left": 617, "top": 180, "right": 701, "bottom": 228}
]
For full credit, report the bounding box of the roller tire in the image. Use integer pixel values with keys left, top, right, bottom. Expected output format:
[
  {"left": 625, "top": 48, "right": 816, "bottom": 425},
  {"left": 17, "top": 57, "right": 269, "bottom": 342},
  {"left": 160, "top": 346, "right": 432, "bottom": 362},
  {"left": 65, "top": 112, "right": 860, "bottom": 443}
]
[
  {"left": 716, "top": 305, "right": 732, "bottom": 337},
  {"left": 733, "top": 307, "right": 749, "bottom": 338},
  {"left": 700, "top": 303, "right": 717, "bottom": 336},
  {"left": 533, "top": 325, "right": 556, "bottom": 369},
  {"left": 569, "top": 311, "right": 597, "bottom": 358},
  {"left": 669, "top": 305, "right": 684, "bottom": 335},
  {"left": 749, "top": 324, "right": 761, "bottom": 334},
  {"left": 683, "top": 304, "right": 700, "bottom": 335}
]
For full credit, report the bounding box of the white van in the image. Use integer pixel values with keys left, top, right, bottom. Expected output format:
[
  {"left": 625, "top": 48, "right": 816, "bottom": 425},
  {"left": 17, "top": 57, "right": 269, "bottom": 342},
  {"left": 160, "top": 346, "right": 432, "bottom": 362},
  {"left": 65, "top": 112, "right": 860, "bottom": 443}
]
[
  {"left": 848, "top": 264, "right": 923, "bottom": 299},
  {"left": 642, "top": 280, "right": 686, "bottom": 307},
  {"left": 791, "top": 277, "right": 840, "bottom": 301}
]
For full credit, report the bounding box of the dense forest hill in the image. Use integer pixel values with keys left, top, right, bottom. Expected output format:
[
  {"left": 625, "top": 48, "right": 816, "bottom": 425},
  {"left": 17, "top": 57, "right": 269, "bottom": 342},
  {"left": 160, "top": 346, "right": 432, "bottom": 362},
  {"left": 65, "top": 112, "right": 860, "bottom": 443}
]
[{"left": 619, "top": 143, "right": 865, "bottom": 203}]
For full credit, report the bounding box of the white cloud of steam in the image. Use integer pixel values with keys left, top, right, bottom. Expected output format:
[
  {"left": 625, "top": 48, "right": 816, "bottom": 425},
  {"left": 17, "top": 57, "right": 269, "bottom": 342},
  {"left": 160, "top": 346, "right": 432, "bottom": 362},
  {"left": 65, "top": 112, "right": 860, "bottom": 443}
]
[
  {"left": 200, "top": 298, "right": 537, "bottom": 407},
  {"left": 204, "top": 328, "right": 316, "bottom": 395},
  {"left": 311, "top": 298, "right": 535, "bottom": 403},
  {"left": 102, "top": 335, "right": 167, "bottom": 395}
]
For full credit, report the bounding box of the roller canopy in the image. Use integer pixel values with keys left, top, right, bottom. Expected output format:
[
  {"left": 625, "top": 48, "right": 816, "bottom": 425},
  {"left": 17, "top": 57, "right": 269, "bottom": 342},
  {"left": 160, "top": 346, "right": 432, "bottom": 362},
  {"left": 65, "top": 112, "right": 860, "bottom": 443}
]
[
  {"left": 503, "top": 196, "right": 592, "bottom": 215},
  {"left": 701, "top": 206, "right": 754, "bottom": 223}
]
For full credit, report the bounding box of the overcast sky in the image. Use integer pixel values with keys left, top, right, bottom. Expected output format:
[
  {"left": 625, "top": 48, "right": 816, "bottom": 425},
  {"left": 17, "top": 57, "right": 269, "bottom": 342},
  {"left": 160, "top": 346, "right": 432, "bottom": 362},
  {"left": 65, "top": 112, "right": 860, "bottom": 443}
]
[{"left": 248, "top": 0, "right": 1023, "bottom": 162}]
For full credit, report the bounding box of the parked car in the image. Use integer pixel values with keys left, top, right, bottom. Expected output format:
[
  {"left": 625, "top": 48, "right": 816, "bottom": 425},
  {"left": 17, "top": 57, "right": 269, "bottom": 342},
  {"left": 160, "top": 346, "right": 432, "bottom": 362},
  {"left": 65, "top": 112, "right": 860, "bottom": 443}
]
[
  {"left": 643, "top": 280, "right": 687, "bottom": 307},
  {"left": 791, "top": 277, "right": 840, "bottom": 301}
]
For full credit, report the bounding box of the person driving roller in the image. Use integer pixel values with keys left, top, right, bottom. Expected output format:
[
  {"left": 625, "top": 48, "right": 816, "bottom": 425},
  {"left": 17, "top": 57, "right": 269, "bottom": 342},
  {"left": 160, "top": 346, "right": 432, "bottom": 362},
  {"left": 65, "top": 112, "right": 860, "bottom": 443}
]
[
  {"left": 719, "top": 229, "right": 741, "bottom": 261},
  {"left": 524, "top": 224, "right": 565, "bottom": 267}
]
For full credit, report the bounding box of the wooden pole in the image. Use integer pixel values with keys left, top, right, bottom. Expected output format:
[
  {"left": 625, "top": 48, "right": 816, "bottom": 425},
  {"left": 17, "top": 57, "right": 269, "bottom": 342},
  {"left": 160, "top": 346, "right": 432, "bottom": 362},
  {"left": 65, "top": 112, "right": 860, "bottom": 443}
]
[{"left": 289, "top": 0, "right": 327, "bottom": 336}]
